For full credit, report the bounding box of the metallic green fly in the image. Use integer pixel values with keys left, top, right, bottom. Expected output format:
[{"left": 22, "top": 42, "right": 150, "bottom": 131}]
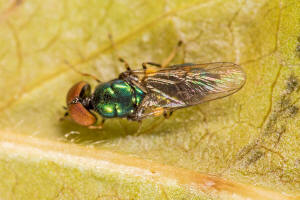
[{"left": 65, "top": 60, "right": 246, "bottom": 129}]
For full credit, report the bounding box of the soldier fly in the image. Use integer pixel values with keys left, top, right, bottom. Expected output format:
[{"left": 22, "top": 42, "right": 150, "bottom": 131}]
[{"left": 64, "top": 42, "right": 246, "bottom": 129}]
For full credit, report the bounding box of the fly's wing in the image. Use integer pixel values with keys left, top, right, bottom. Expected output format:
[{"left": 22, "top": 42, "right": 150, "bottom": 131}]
[{"left": 133, "top": 62, "right": 246, "bottom": 110}]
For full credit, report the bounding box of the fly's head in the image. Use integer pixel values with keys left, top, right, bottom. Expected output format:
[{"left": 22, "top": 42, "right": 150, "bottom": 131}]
[{"left": 66, "top": 81, "right": 96, "bottom": 126}]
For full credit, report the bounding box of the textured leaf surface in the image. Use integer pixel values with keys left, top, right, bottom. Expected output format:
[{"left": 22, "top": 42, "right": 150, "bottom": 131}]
[{"left": 0, "top": 0, "right": 299, "bottom": 199}]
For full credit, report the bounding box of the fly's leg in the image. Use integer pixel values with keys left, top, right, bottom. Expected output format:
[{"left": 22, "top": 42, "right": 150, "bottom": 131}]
[
  {"left": 161, "top": 40, "right": 183, "bottom": 68},
  {"left": 88, "top": 119, "right": 106, "bottom": 130},
  {"left": 127, "top": 95, "right": 151, "bottom": 121},
  {"left": 119, "top": 57, "right": 132, "bottom": 71},
  {"left": 60, "top": 106, "right": 70, "bottom": 121},
  {"left": 64, "top": 60, "right": 102, "bottom": 83},
  {"left": 141, "top": 40, "right": 183, "bottom": 72},
  {"left": 152, "top": 107, "right": 165, "bottom": 117},
  {"left": 141, "top": 62, "right": 161, "bottom": 75},
  {"left": 134, "top": 108, "right": 168, "bottom": 136},
  {"left": 163, "top": 110, "right": 174, "bottom": 119},
  {"left": 142, "top": 62, "right": 162, "bottom": 69},
  {"left": 108, "top": 34, "right": 133, "bottom": 72}
]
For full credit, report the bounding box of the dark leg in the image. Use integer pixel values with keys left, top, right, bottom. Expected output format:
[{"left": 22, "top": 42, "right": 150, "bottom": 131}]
[
  {"left": 60, "top": 106, "right": 69, "bottom": 121},
  {"left": 64, "top": 60, "right": 101, "bottom": 83},
  {"left": 163, "top": 110, "right": 174, "bottom": 119},
  {"left": 59, "top": 112, "right": 69, "bottom": 121},
  {"left": 119, "top": 57, "right": 132, "bottom": 71},
  {"left": 108, "top": 34, "right": 132, "bottom": 72}
]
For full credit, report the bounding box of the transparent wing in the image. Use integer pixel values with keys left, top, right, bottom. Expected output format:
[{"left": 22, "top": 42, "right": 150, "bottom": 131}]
[{"left": 133, "top": 62, "right": 246, "bottom": 110}]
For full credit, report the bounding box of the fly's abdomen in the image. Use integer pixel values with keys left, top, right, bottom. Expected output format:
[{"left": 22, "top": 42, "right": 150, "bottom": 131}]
[{"left": 92, "top": 79, "right": 145, "bottom": 118}]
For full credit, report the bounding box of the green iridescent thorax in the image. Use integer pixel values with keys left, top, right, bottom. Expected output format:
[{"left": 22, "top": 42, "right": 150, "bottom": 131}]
[{"left": 92, "top": 79, "right": 145, "bottom": 118}]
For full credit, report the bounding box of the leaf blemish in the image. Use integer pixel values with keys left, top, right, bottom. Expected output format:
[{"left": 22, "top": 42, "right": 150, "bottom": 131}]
[
  {"left": 246, "top": 150, "right": 264, "bottom": 165},
  {"left": 296, "top": 36, "right": 300, "bottom": 58},
  {"left": 286, "top": 74, "right": 299, "bottom": 94},
  {"left": 236, "top": 74, "right": 299, "bottom": 168}
]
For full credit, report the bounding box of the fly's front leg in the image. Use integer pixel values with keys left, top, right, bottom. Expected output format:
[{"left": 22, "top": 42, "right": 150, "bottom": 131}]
[
  {"left": 108, "top": 34, "right": 133, "bottom": 72},
  {"left": 64, "top": 60, "right": 102, "bottom": 83},
  {"left": 60, "top": 106, "right": 70, "bottom": 121},
  {"left": 119, "top": 57, "right": 132, "bottom": 71},
  {"left": 88, "top": 119, "right": 106, "bottom": 130}
]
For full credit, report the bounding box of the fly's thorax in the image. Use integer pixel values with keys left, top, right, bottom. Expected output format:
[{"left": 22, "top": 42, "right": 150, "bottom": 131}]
[{"left": 92, "top": 79, "right": 145, "bottom": 118}]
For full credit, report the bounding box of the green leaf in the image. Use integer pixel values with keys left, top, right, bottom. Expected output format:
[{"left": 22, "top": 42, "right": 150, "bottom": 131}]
[{"left": 0, "top": 0, "right": 299, "bottom": 199}]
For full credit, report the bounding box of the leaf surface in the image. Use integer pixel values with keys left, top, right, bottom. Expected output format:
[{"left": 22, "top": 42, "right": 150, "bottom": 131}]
[{"left": 0, "top": 0, "right": 299, "bottom": 199}]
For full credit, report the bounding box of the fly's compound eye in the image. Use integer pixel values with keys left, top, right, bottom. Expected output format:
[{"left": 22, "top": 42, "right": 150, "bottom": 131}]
[{"left": 66, "top": 81, "right": 96, "bottom": 126}]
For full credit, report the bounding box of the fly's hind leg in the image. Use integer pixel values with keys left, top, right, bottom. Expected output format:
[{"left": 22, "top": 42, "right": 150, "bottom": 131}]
[
  {"left": 142, "top": 62, "right": 162, "bottom": 76},
  {"left": 142, "top": 62, "right": 162, "bottom": 69}
]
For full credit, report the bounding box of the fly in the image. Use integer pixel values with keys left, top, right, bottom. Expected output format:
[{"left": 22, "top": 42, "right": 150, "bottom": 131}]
[{"left": 64, "top": 42, "right": 246, "bottom": 129}]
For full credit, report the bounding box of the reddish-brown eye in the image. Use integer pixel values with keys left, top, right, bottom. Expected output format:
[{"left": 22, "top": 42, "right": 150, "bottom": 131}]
[{"left": 66, "top": 81, "right": 96, "bottom": 126}]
